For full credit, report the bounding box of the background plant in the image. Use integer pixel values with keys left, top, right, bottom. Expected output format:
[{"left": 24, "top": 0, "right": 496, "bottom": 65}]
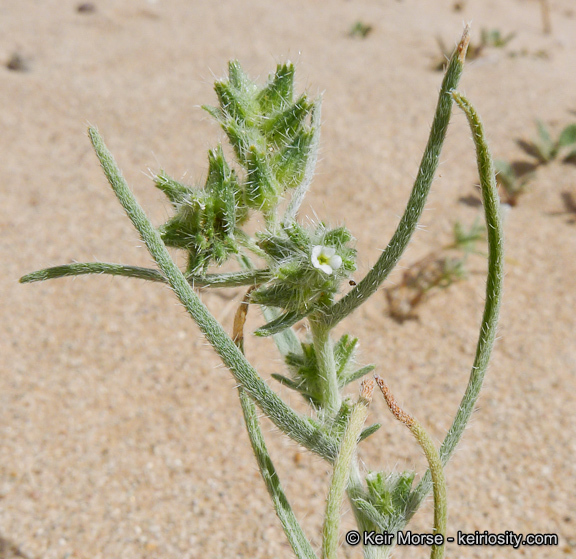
[
  {"left": 385, "top": 219, "right": 486, "bottom": 321},
  {"left": 494, "top": 159, "right": 535, "bottom": 206},
  {"left": 518, "top": 120, "right": 576, "bottom": 165},
  {"left": 494, "top": 120, "right": 576, "bottom": 207},
  {"left": 21, "top": 27, "right": 504, "bottom": 559}
]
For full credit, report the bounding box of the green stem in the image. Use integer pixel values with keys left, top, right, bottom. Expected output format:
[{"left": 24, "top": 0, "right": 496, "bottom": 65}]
[
  {"left": 232, "top": 292, "right": 318, "bottom": 559},
  {"left": 86, "top": 126, "right": 338, "bottom": 463},
  {"left": 322, "top": 26, "right": 470, "bottom": 329},
  {"left": 375, "top": 377, "right": 446, "bottom": 559},
  {"left": 406, "top": 91, "right": 504, "bottom": 519},
  {"left": 20, "top": 262, "right": 272, "bottom": 288},
  {"left": 322, "top": 381, "right": 373, "bottom": 559},
  {"left": 238, "top": 389, "right": 318, "bottom": 559},
  {"left": 309, "top": 316, "right": 341, "bottom": 417}
]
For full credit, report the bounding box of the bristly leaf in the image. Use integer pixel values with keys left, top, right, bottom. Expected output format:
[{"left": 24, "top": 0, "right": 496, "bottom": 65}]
[
  {"left": 254, "top": 309, "right": 310, "bottom": 337},
  {"left": 154, "top": 172, "right": 191, "bottom": 207},
  {"left": 261, "top": 94, "right": 313, "bottom": 146},
  {"left": 334, "top": 334, "right": 358, "bottom": 378},
  {"left": 158, "top": 146, "right": 243, "bottom": 273},
  {"left": 366, "top": 471, "right": 416, "bottom": 517},
  {"left": 359, "top": 423, "right": 381, "bottom": 443},
  {"left": 202, "top": 60, "right": 321, "bottom": 218},
  {"left": 238, "top": 388, "right": 319, "bottom": 559},
  {"left": 257, "top": 62, "right": 295, "bottom": 114},
  {"left": 205, "top": 145, "right": 246, "bottom": 230},
  {"left": 341, "top": 364, "right": 376, "bottom": 387},
  {"left": 272, "top": 128, "right": 315, "bottom": 189},
  {"left": 214, "top": 61, "right": 258, "bottom": 123},
  {"left": 270, "top": 373, "right": 303, "bottom": 392},
  {"left": 245, "top": 145, "right": 280, "bottom": 212}
]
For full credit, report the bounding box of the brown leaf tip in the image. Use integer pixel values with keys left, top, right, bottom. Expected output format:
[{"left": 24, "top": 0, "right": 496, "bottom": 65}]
[
  {"left": 374, "top": 375, "right": 415, "bottom": 427},
  {"left": 458, "top": 24, "right": 471, "bottom": 63},
  {"left": 360, "top": 378, "right": 374, "bottom": 403}
]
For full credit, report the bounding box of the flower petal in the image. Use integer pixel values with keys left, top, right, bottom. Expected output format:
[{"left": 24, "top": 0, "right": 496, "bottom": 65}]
[
  {"left": 329, "top": 254, "right": 342, "bottom": 270},
  {"left": 318, "top": 263, "right": 333, "bottom": 275}
]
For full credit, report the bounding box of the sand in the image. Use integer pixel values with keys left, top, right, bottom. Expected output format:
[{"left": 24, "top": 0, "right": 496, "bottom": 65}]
[{"left": 2, "top": 1, "right": 575, "bottom": 558}]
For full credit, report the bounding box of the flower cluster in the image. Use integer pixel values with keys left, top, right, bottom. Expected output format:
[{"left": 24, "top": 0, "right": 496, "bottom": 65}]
[
  {"left": 154, "top": 61, "right": 321, "bottom": 274},
  {"left": 251, "top": 222, "right": 356, "bottom": 317}
]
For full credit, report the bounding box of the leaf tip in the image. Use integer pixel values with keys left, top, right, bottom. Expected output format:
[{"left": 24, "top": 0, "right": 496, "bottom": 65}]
[{"left": 458, "top": 24, "right": 471, "bottom": 63}]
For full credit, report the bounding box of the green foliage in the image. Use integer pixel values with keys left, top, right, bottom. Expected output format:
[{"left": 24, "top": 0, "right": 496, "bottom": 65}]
[
  {"left": 366, "top": 471, "right": 415, "bottom": 518},
  {"left": 203, "top": 61, "right": 320, "bottom": 216},
  {"left": 20, "top": 28, "right": 506, "bottom": 559},
  {"left": 494, "top": 159, "right": 534, "bottom": 206},
  {"left": 480, "top": 28, "right": 515, "bottom": 48},
  {"left": 349, "top": 21, "right": 373, "bottom": 39},
  {"left": 274, "top": 333, "right": 373, "bottom": 409},
  {"left": 157, "top": 146, "right": 244, "bottom": 273},
  {"left": 154, "top": 61, "right": 322, "bottom": 273},
  {"left": 386, "top": 219, "right": 486, "bottom": 322},
  {"left": 251, "top": 221, "right": 356, "bottom": 315},
  {"left": 520, "top": 120, "right": 576, "bottom": 164}
]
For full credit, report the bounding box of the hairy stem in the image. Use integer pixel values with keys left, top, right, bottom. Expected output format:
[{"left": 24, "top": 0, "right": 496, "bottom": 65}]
[
  {"left": 322, "top": 26, "right": 470, "bottom": 329},
  {"left": 20, "top": 262, "right": 272, "bottom": 288},
  {"left": 376, "top": 377, "right": 446, "bottom": 559},
  {"left": 233, "top": 290, "right": 318, "bottom": 559},
  {"left": 406, "top": 91, "right": 504, "bottom": 518},
  {"left": 309, "top": 316, "right": 341, "bottom": 417},
  {"left": 86, "top": 126, "right": 338, "bottom": 462},
  {"left": 323, "top": 380, "right": 374, "bottom": 559}
]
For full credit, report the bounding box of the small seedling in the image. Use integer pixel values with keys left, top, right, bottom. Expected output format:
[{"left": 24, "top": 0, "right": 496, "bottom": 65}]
[
  {"left": 518, "top": 120, "right": 576, "bottom": 164},
  {"left": 349, "top": 21, "right": 373, "bottom": 39},
  {"left": 480, "top": 28, "right": 516, "bottom": 48},
  {"left": 494, "top": 159, "right": 535, "bottom": 206},
  {"left": 386, "top": 220, "right": 486, "bottom": 322}
]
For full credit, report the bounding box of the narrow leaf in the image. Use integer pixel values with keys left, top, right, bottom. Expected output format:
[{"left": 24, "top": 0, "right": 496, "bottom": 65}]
[
  {"left": 406, "top": 91, "right": 504, "bottom": 520},
  {"left": 340, "top": 364, "right": 376, "bottom": 387},
  {"left": 239, "top": 389, "right": 318, "bottom": 559},
  {"left": 255, "top": 309, "right": 309, "bottom": 337},
  {"left": 154, "top": 172, "right": 191, "bottom": 206},
  {"left": 358, "top": 422, "right": 381, "bottom": 443},
  {"left": 271, "top": 373, "right": 302, "bottom": 391},
  {"left": 321, "top": 26, "right": 470, "bottom": 328},
  {"left": 351, "top": 498, "right": 389, "bottom": 532}
]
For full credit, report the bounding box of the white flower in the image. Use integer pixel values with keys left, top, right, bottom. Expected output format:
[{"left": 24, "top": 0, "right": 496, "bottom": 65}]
[{"left": 311, "top": 245, "right": 342, "bottom": 275}]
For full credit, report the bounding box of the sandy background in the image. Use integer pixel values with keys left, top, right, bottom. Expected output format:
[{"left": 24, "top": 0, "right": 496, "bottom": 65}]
[{"left": 2, "top": 1, "right": 575, "bottom": 558}]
